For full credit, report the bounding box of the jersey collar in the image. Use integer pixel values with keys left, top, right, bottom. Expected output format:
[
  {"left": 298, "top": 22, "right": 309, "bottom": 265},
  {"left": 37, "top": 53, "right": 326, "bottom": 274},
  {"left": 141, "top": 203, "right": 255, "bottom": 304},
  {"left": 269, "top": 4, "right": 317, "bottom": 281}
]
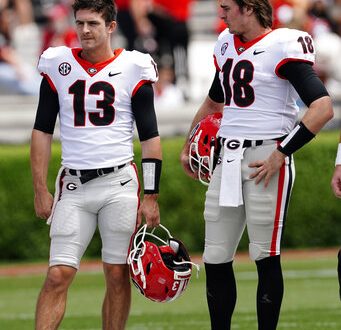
[
  {"left": 71, "top": 48, "right": 124, "bottom": 76},
  {"left": 234, "top": 30, "right": 272, "bottom": 55}
]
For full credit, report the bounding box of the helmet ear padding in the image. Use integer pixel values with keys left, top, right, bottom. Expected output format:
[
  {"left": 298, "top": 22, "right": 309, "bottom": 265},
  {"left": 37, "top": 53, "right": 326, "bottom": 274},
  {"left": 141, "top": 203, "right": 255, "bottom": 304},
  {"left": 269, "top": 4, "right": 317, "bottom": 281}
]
[
  {"left": 161, "top": 238, "right": 192, "bottom": 272},
  {"left": 127, "top": 225, "right": 200, "bottom": 303}
]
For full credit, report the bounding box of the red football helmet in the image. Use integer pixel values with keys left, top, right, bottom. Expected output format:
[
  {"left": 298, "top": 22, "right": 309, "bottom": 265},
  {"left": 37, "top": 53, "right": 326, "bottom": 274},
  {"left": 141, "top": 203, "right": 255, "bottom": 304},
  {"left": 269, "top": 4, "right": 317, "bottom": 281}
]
[
  {"left": 127, "top": 224, "right": 199, "bottom": 303},
  {"left": 188, "top": 112, "right": 222, "bottom": 185}
]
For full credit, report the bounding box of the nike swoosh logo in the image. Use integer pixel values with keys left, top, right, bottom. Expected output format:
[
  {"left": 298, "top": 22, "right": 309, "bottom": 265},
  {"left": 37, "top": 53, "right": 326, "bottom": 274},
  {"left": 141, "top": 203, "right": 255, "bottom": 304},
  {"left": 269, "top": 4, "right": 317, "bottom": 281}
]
[
  {"left": 109, "top": 72, "right": 122, "bottom": 77},
  {"left": 226, "top": 159, "right": 235, "bottom": 163},
  {"left": 253, "top": 50, "right": 265, "bottom": 55},
  {"left": 120, "top": 179, "right": 132, "bottom": 186}
]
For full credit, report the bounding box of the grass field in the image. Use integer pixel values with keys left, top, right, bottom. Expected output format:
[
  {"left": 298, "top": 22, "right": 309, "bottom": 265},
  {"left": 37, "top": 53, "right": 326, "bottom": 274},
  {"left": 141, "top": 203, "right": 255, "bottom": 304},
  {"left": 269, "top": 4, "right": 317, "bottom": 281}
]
[{"left": 0, "top": 250, "right": 340, "bottom": 330}]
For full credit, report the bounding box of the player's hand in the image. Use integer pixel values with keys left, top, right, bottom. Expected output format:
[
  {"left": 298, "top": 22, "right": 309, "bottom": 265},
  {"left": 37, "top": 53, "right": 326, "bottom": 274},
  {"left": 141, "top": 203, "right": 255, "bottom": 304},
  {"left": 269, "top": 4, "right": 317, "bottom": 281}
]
[
  {"left": 137, "top": 194, "right": 160, "bottom": 228},
  {"left": 180, "top": 144, "right": 198, "bottom": 180},
  {"left": 248, "top": 149, "right": 286, "bottom": 187},
  {"left": 34, "top": 189, "right": 54, "bottom": 220},
  {"left": 331, "top": 165, "right": 341, "bottom": 198}
]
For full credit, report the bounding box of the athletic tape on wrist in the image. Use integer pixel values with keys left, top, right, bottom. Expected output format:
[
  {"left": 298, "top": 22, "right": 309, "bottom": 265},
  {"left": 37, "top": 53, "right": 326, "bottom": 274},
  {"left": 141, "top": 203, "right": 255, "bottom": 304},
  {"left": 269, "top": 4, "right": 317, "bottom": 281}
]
[
  {"left": 277, "top": 122, "right": 315, "bottom": 156},
  {"left": 336, "top": 143, "right": 341, "bottom": 166},
  {"left": 142, "top": 158, "right": 162, "bottom": 194}
]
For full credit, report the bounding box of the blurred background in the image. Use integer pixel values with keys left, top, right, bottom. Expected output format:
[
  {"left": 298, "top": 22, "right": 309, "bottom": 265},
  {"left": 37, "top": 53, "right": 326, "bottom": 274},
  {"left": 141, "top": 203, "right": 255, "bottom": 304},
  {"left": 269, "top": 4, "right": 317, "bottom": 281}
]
[
  {"left": 0, "top": 0, "right": 341, "bottom": 142},
  {"left": 0, "top": 3, "right": 340, "bottom": 329},
  {"left": 0, "top": 0, "right": 340, "bottom": 263}
]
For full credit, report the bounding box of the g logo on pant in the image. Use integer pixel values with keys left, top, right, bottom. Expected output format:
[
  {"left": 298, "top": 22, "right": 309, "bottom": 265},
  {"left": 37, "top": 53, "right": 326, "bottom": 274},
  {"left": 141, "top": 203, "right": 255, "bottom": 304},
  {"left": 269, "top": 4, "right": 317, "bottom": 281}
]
[{"left": 66, "top": 183, "right": 78, "bottom": 191}]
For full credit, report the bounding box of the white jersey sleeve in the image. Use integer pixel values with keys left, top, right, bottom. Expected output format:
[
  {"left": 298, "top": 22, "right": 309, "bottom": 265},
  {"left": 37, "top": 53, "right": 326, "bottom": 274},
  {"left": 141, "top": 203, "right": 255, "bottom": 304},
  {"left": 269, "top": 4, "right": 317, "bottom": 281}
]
[
  {"left": 213, "top": 28, "right": 231, "bottom": 71},
  {"left": 38, "top": 46, "right": 69, "bottom": 82},
  {"left": 275, "top": 28, "right": 315, "bottom": 73},
  {"left": 128, "top": 51, "right": 158, "bottom": 96}
]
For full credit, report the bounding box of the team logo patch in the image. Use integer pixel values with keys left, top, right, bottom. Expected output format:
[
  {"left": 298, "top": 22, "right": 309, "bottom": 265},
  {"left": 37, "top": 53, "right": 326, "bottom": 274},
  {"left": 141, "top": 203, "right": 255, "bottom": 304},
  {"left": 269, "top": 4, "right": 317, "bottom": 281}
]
[
  {"left": 88, "top": 67, "right": 97, "bottom": 74},
  {"left": 237, "top": 47, "right": 245, "bottom": 53},
  {"left": 226, "top": 139, "right": 241, "bottom": 150},
  {"left": 58, "top": 62, "right": 71, "bottom": 76},
  {"left": 66, "top": 183, "right": 78, "bottom": 191},
  {"left": 221, "top": 43, "right": 228, "bottom": 55}
]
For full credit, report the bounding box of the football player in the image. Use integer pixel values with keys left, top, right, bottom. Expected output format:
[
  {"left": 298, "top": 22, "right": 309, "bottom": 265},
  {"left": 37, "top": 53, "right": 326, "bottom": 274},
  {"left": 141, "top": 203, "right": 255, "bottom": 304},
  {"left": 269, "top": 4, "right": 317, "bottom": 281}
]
[
  {"left": 331, "top": 132, "right": 341, "bottom": 300},
  {"left": 331, "top": 132, "right": 341, "bottom": 199},
  {"left": 30, "top": 1, "right": 162, "bottom": 329},
  {"left": 180, "top": 0, "right": 334, "bottom": 329}
]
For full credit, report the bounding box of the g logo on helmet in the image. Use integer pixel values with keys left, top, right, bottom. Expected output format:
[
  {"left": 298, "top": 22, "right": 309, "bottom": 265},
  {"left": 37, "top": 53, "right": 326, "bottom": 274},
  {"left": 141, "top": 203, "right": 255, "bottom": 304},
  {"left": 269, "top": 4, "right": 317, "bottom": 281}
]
[{"left": 226, "top": 139, "right": 241, "bottom": 150}]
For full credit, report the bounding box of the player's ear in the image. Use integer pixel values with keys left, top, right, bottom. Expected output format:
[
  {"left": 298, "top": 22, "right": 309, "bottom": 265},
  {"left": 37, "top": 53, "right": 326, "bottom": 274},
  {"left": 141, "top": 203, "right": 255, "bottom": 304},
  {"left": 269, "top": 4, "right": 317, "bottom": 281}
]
[
  {"left": 244, "top": 5, "right": 253, "bottom": 16},
  {"left": 108, "top": 21, "right": 117, "bottom": 34}
]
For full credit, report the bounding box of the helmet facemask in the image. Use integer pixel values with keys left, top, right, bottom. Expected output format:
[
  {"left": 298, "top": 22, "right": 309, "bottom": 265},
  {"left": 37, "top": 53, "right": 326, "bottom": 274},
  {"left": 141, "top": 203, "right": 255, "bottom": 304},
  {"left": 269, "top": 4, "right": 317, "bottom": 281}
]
[
  {"left": 188, "top": 112, "right": 222, "bottom": 185},
  {"left": 189, "top": 129, "right": 216, "bottom": 185}
]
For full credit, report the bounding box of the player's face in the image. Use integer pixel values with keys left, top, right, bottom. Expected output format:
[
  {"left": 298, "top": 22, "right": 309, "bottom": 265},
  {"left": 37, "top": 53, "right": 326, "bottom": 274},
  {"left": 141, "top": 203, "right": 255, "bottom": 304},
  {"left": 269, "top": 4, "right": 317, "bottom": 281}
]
[
  {"left": 219, "top": 0, "right": 247, "bottom": 35},
  {"left": 75, "top": 9, "right": 116, "bottom": 51}
]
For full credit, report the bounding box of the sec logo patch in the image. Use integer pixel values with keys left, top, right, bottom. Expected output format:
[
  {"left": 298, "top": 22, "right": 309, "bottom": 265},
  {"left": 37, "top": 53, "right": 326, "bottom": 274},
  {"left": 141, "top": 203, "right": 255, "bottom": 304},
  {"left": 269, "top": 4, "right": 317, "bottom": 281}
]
[{"left": 59, "top": 62, "right": 71, "bottom": 76}]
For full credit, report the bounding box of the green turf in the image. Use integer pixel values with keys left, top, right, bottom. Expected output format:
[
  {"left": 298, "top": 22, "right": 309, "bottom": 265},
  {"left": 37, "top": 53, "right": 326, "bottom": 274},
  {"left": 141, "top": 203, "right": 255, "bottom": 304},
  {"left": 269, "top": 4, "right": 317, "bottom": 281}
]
[{"left": 0, "top": 254, "right": 339, "bottom": 329}]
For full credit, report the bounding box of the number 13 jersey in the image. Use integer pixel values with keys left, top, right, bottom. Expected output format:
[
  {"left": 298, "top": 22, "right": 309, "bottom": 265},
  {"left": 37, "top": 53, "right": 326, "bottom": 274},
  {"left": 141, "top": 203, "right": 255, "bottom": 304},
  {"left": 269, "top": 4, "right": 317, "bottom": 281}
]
[
  {"left": 214, "top": 28, "right": 315, "bottom": 140},
  {"left": 38, "top": 46, "right": 158, "bottom": 169}
]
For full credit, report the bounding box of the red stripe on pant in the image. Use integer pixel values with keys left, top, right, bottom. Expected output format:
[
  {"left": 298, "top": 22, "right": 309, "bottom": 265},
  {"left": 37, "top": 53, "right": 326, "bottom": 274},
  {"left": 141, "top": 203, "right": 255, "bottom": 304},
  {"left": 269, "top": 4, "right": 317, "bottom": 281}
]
[{"left": 270, "top": 163, "right": 286, "bottom": 256}]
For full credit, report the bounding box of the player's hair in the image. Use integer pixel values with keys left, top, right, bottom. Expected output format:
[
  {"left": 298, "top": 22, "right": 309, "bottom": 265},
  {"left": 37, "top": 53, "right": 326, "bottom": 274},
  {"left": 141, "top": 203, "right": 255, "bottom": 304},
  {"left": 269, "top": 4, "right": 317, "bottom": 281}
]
[
  {"left": 72, "top": 0, "right": 117, "bottom": 24},
  {"left": 234, "top": 0, "right": 272, "bottom": 28}
]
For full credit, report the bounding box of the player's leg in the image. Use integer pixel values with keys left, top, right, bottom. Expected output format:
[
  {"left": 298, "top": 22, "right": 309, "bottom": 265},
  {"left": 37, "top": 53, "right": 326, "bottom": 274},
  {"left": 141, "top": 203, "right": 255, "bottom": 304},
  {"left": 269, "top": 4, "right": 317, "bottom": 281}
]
[
  {"left": 337, "top": 249, "right": 341, "bottom": 300},
  {"left": 98, "top": 164, "right": 139, "bottom": 330},
  {"left": 255, "top": 255, "right": 283, "bottom": 330},
  {"left": 203, "top": 162, "right": 246, "bottom": 330},
  {"left": 102, "top": 263, "right": 131, "bottom": 330},
  {"left": 243, "top": 143, "right": 295, "bottom": 330},
  {"left": 35, "top": 265, "right": 77, "bottom": 329},
  {"left": 35, "top": 171, "right": 98, "bottom": 329}
]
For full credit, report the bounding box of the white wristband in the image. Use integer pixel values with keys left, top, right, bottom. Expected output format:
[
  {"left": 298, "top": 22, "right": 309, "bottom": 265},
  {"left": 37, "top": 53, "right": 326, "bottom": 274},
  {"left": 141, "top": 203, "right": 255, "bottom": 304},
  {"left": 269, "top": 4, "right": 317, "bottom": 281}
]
[{"left": 336, "top": 143, "right": 341, "bottom": 166}]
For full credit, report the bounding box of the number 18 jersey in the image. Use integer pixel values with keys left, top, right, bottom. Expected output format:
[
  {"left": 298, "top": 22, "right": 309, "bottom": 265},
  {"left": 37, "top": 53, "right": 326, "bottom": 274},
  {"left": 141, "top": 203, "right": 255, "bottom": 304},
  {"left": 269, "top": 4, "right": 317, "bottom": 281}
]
[{"left": 214, "top": 28, "right": 315, "bottom": 140}]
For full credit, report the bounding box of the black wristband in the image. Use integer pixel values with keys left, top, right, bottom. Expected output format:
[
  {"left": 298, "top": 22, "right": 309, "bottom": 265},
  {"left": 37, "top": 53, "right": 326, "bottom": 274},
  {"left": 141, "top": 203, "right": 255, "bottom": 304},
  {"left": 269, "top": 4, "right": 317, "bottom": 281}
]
[
  {"left": 141, "top": 158, "right": 162, "bottom": 194},
  {"left": 277, "top": 122, "right": 315, "bottom": 156}
]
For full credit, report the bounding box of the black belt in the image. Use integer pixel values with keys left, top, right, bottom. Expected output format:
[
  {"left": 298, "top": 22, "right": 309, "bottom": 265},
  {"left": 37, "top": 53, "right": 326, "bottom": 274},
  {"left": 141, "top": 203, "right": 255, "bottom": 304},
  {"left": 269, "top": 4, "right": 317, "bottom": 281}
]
[
  {"left": 68, "top": 163, "right": 128, "bottom": 184},
  {"left": 219, "top": 136, "right": 286, "bottom": 149}
]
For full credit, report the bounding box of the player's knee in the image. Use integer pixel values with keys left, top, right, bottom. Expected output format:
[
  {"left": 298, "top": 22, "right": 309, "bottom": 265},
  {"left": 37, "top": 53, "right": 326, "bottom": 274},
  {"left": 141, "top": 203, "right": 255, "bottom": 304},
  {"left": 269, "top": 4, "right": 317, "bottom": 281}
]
[
  {"left": 203, "top": 245, "right": 233, "bottom": 264},
  {"left": 249, "top": 243, "right": 275, "bottom": 261},
  {"left": 104, "top": 264, "right": 130, "bottom": 291},
  {"left": 44, "top": 266, "right": 76, "bottom": 292}
]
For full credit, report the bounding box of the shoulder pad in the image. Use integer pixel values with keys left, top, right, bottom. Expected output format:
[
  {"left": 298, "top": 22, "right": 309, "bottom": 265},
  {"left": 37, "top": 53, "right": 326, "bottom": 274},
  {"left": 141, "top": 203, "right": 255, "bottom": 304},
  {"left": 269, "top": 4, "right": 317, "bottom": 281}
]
[{"left": 275, "top": 28, "right": 315, "bottom": 64}]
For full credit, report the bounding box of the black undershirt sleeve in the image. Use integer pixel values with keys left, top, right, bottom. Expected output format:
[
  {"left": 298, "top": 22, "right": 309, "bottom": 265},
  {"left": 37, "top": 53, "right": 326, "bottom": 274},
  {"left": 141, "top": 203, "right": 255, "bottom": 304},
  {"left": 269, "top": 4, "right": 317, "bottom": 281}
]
[
  {"left": 278, "top": 61, "right": 329, "bottom": 107},
  {"left": 132, "top": 83, "right": 159, "bottom": 141},
  {"left": 33, "top": 77, "right": 59, "bottom": 134},
  {"left": 208, "top": 70, "right": 225, "bottom": 103}
]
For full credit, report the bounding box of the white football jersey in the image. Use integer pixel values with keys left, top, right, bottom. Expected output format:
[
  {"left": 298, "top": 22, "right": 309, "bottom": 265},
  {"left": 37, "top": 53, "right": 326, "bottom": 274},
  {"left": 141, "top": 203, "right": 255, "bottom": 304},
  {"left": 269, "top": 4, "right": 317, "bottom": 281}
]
[
  {"left": 38, "top": 46, "right": 158, "bottom": 169},
  {"left": 214, "top": 28, "right": 315, "bottom": 139}
]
